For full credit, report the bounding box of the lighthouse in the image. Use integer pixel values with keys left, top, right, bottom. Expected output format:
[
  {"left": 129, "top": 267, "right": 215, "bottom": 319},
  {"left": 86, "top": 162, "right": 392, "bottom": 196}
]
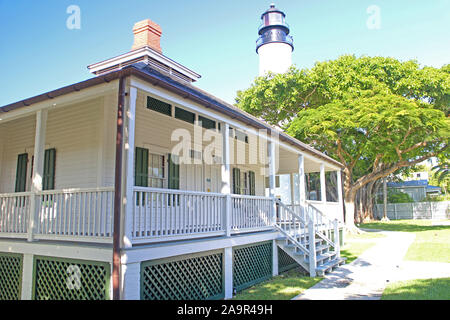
[{"left": 256, "top": 4, "right": 294, "bottom": 76}]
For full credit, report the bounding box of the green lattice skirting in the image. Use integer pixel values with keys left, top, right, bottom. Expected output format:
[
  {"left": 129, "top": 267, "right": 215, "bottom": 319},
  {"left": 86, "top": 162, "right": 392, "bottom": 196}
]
[
  {"left": 233, "top": 241, "right": 273, "bottom": 292},
  {"left": 0, "top": 252, "right": 23, "bottom": 300},
  {"left": 141, "top": 251, "right": 224, "bottom": 300},
  {"left": 33, "top": 256, "right": 110, "bottom": 300},
  {"left": 278, "top": 247, "right": 300, "bottom": 273}
]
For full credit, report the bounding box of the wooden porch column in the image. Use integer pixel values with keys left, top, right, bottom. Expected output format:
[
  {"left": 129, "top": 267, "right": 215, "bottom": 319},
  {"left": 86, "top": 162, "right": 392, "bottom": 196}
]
[
  {"left": 27, "top": 109, "right": 48, "bottom": 242},
  {"left": 268, "top": 141, "right": 276, "bottom": 224},
  {"left": 224, "top": 246, "right": 233, "bottom": 299},
  {"left": 336, "top": 170, "right": 344, "bottom": 221},
  {"left": 290, "top": 173, "right": 295, "bottom": 206},
  {"left": 320, "top": 163, "right": 326, "bottom": 204},
  {"left": 221, "top": 122, "right": 231, "bottom": 237},
  {"left": 298, "top": 154, "right": 306, "bottom": 218},
  {"left": 122, "top": 86, "right": 137, "bottom": 249}
]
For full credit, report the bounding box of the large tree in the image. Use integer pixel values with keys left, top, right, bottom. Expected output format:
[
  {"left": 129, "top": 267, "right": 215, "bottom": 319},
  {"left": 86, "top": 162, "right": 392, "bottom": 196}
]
[{"left": 236, "top": 55, "right": 449, "bottom": 230}]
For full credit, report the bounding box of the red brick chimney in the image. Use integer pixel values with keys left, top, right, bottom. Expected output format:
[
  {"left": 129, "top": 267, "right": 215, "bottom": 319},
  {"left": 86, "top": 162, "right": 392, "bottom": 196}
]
[{"left": 131, "top": 19, "right": 162, "bottom": 53}]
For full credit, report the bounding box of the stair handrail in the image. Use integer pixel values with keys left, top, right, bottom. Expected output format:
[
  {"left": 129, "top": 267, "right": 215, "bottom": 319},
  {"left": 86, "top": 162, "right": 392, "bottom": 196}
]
[
  {"left": 305, "top": 202, "right": 338, "bottom": 250},
  {"left": 274, "top": 199, "right": 310, "bottom": 255}
]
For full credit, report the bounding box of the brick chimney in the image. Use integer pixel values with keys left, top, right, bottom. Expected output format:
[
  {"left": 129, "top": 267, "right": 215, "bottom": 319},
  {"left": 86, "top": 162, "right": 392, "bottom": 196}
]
[{"left": 131, "top": 19, "right": 162, "bottom": 53}]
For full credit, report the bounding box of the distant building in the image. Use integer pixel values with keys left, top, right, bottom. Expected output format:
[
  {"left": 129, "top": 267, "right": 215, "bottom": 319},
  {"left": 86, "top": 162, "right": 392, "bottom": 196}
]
[{"left": 387, "top": 180, "right": 441, "bottom": 202}]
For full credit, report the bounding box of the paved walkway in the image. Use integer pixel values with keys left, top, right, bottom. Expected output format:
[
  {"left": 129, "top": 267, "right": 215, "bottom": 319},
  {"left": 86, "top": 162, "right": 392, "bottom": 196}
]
[{"left": 292, "top": 230, "right": 450, "bottom": 300}]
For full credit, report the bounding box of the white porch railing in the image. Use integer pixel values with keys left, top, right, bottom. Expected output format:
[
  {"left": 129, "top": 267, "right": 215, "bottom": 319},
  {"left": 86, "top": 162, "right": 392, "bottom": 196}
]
[
  {"left": 0, "top": 192, "right": 31, "bottom": 237},
  {"left": 231, "top": 195, "right": 273, "bottom": 233},
  {"left": 132, "top": 187, "right": 226, "bottom": 243},
  {"left": 35, "top": 188, "right": 114, "bottom": 242}
]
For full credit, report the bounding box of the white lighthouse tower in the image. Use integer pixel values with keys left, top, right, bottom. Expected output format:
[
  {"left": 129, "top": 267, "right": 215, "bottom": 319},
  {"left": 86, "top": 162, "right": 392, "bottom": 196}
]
[{"left": 256, "top": 4, "right": 294, "bottom": 76}]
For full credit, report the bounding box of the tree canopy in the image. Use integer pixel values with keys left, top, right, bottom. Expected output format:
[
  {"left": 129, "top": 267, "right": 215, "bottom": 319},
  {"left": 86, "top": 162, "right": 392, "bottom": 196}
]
[{"left": 236, "top": 55, "right": 449, "bottom": 226}]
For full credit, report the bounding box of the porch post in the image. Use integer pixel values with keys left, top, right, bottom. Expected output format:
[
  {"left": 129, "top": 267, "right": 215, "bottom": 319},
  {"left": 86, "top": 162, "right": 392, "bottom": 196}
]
[
  {"left": 224, "top": 246, "right": 233, "bottom": 299},
  {"left": 28, "top": 109, "right": 48, "bottom": 242},
  {"left": 221, "top": 122, "right": 231, "bottom": 237},
  {"left": 298, "top": 154, "right": 306, "bottom": 219},
  {"left": 336, "top": 170, "right": 343, "bottom": 221},
  {"left": 320, "top": 163, "right": 326, "bottom": 204},
  {"left": 290, "top": 173, "right": 295, "bottom": 207},
  {"left": 122, "top": 86, "right": 137, "bottom": 248},
  {"left": 268, "top": 141, "right": 276, "bottom": 224}
]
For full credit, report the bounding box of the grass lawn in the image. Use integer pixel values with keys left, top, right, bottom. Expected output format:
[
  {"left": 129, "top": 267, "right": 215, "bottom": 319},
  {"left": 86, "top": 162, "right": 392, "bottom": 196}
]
[
  {"left": 340, "top": 231, "right": 386, "bottom": 264},
  {"left": 360, "top": 220, "right": 450, "bottom": 263},
  {"left": 381, "top": 278, "right": 450, "bottom": 300},
  {"left": 232, "top": 268, "right": 322, "bottom": 300}
]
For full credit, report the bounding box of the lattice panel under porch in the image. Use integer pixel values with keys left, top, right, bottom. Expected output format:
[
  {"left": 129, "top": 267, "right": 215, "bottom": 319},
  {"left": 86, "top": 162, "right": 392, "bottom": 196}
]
[
  {"left": 233, "top": 241, "right": 272, "bottom": 292},
  {"left": 0, "top": 252, "right": 23, "bottom": 300},
  {"left": 141, "top": 251, "right": 224, "bottom": 300},
  {"left": 33, "top": 256, "right": 110, "bottom": 300},
  {"left": 278, "top": 247, "right": 300, "bottom": 273}
]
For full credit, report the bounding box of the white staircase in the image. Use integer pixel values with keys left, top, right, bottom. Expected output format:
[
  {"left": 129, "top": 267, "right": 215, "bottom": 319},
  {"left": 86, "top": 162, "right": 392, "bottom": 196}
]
[{"left": 274, "top": 200, "right": 346, "bottom": 277}]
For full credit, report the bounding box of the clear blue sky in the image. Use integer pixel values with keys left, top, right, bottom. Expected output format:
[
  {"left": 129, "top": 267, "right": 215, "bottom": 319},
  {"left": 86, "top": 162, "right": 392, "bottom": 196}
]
[{"left": 0, "top": 0, "right": 449, "bottom": 107}]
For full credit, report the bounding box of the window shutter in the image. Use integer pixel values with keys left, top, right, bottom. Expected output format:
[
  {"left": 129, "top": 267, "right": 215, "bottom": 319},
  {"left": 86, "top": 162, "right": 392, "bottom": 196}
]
[
  {"left": 232, "top": 168, "right": 241, "bottom": 194},
  {"left": 249, "top": 171, "right": 256, "bottom": 196},
  {"left": 168, "top": 154, "right": 180, "bottom": 190},
  {"left": 43, "top": 149, "right": 56, "bottom": 190},
  {"left": 135, "top": 147, "right": 149, "bottom": 187},
  {"left": 15, "top": 153, "right": 28, "bottom": 192}
]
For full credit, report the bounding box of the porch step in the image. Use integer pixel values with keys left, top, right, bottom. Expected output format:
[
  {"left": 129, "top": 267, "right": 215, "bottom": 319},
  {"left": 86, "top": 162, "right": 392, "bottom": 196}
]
[{"left": 315, "top": 257, "right": 347, "bottom": 276}]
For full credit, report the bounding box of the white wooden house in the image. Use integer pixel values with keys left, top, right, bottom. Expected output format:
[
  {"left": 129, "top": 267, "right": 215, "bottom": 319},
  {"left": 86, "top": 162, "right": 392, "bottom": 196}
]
[{"left": 0, "top": 19, "right": 345, "bottom": 300}]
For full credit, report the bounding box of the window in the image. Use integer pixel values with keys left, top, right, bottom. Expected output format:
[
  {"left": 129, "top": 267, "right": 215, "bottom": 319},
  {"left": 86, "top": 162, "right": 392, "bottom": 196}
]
[
  {"left": 149, "top": 153, "right": 165, "bottom": 188},
  {"left": 147, "top": 96, "right": 172, "bottom": 116},
  {"left": 232, "top": 168, "right": 241, "bottom": 194},
  {"left": 233, "top": 169, "right": 256, "bottom": 195},
  {"left": 168, "top": 154, "right": 180, "bottom": 190},
  {"left": 175, "top": 107, "right": 195, "bottom": 124},
  {"left": 198, "top": 115, "right": 216, "bottom": 130},
  {"left": 306, "top": 172, "right": 321, "bottom": 201},
  {"left": 15, "top": 153, "right": 28, "bottom": 192},
  {"left": 43, "top": 149, "right": 56, "bottom": 191},
  {"left": 235, "top": 130, "right": 248, "bottom": 143},
  {"left": 135, "top": 147, "right": 149, "bottom": 187}
]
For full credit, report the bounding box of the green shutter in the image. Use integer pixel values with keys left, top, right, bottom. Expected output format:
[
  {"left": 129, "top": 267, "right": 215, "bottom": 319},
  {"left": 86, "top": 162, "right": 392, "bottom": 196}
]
[
  {"left": 14, "top": 154, "right": 28, "bottom": 192},
  {"left": 135, "top": 147, "right": 149, "bottom": 187},
  {"left": 43, "top": 149, "right": 56, "bottom": 191},
  {"left": 249, "top": 171, "right": 256, "bottom": 196},
  {"left": 168, "top": 154, "right": 180, "bottom": 190},
  {"left": 232, "top": 168, "right": 241, "bottom": 194}
]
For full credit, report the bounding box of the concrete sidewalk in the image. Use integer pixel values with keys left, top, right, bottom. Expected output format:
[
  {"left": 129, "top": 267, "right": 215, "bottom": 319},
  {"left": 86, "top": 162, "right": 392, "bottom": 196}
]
[{"left": 292, "top": 230, "right": 450, "bottom": 300}]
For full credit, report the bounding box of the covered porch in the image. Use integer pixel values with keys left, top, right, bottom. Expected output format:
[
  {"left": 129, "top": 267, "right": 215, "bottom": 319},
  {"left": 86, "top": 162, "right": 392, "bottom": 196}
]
[{"left": 0, "top": 78, "right": 344, "bottom": 246}]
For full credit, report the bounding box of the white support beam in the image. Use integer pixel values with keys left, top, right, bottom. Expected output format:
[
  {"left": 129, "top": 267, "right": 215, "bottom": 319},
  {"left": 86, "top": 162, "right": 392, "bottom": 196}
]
[
  {"left": 268, "top": 141, "right": 276, "bottom": 224},
  {"left": 122, "top": 86, "right": 138, "bottom": 249},
  {"left": 320, "top": 163, "right": 326, "bottom": 204},
  {"left": 20, "top": 253, "right": 34, "bottom": 300},
  {"left": 120, "top": 261, "right": 141, "bottom": 300},
  {"left": 336, "top": 170, "right": 344, "bottom": 221},
  {"left": 224, "top": 247, "right": 233, "bottom": 299},
  {"left": 221, "top": 122, "right": 231, "bottom": 237},
  {"left": 289, "top": 173, "right": 295, "bottom": 206},
  {"left": 28, "top": 110, "right": 48, "bottom": 242},
  {"left": 298, "top": 155, "right": 306, "bottom": 207},
  {"left": 272, "top": 240, "right": 279, "bottom": 277}
]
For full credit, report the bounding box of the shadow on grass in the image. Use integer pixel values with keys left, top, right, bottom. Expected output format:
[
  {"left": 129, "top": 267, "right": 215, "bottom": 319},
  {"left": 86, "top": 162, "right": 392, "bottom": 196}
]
[
  {"left": 382, "top": 278, "right": 450, "bottom": 300},
  {"left": 233, "top": 268, "right": 322, "bottom": 300},
  {"left": 360, "top": 221, "right": 450, "bottom": 233}
]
